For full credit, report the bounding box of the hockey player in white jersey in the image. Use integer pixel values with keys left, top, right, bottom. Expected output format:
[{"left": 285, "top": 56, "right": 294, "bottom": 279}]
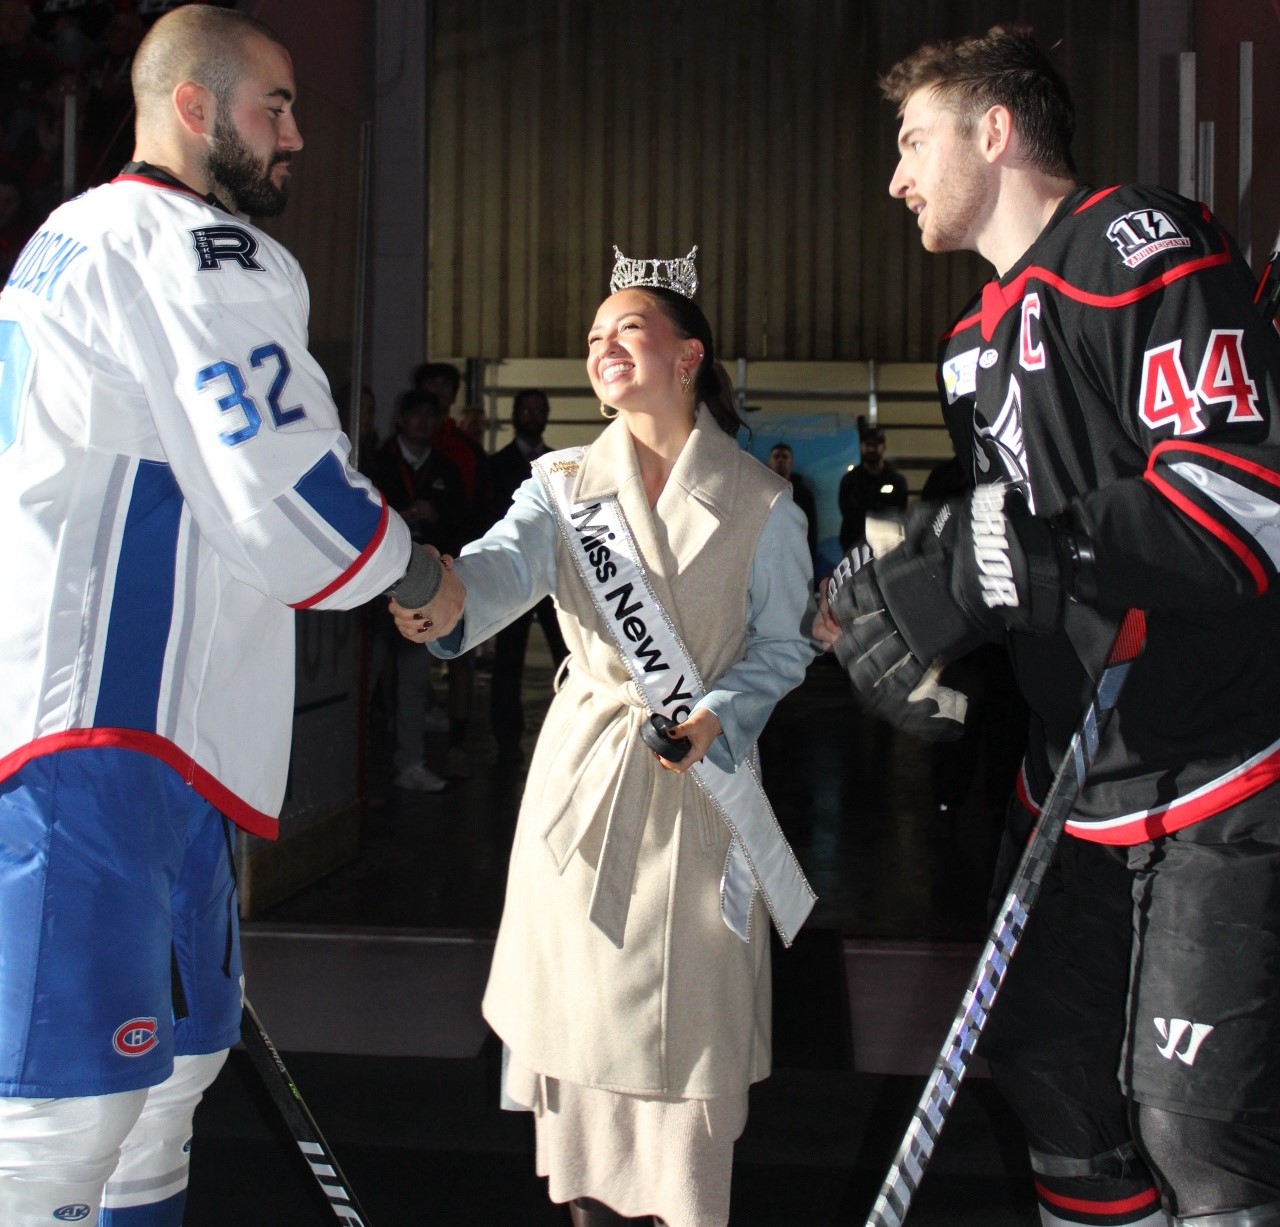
[{"left": 0, "top": 7, "right": 461, "bottom": 1224}]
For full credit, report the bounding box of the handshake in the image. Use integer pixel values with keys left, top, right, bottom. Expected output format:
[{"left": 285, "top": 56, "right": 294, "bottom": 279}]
[
  {"left": 385, "top": 544, "right": 468, "bottom": 643},
  {"left": 813, "top": 484, "right": 1079, "bottom": 741}
]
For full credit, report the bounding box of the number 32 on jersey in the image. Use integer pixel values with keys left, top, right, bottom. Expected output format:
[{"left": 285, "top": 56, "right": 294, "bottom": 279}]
[
  {"left": 1138, "top": 330, "right": 1262, "bottom": 436},
  {"left": 196, "top": 341, "right": 306, "bottom": 446}
]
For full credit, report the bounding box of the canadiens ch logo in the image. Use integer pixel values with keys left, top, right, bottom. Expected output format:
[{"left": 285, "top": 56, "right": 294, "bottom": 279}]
[
  {"left": 1154, "top": 1016, "right": 1214, "bottom": 1065},
  {"left": 113, "top": 1016, "right": 159, "bottom": 1057},
  {"left": 1106, "top": 209, "right": 1191, "bottom": 269}
]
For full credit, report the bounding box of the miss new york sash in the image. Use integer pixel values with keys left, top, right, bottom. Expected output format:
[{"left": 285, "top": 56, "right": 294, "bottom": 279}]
[{"left": 535, "top": 449, "right": 815, "bottom": 947}]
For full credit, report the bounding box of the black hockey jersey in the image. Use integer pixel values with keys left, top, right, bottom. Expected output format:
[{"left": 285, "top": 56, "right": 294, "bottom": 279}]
[{"left": 937, "top": 184, "right": 1280, "bottom": 845}]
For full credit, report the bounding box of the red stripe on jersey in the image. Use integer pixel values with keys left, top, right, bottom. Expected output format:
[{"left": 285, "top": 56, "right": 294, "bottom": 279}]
[
  {"left": 1014, "top": 764, "right": 1035, "bottom": 816},
  {"left": 1067, "top": 736, "right": 1280, "bottom": 844},
  {"left": 1144, "top": 469, "right": 1269, "bottom": 594},
  {"left": 0, "top": 729, "right": 279, "bottom": 838},
  {"left": 1072, "top": 185, "right": 1122, "bottom": 214},
  {"left": 979, "top": 246, "right": 1233, "bottom": 341},
  {"left": 292, "top": 496, "right": 392, "bottom": 610},
  {"left": 1034, "top": 1179, "right": 1161, "bottom": 1218},
  {"left": 1148, "top": 437, "right": 1280, "bottom": 493},
  {"left": 941, "top": 310, "right": 982, "bottom": 342}
]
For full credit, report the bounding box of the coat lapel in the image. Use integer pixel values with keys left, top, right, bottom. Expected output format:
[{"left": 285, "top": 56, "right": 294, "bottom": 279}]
[{"left": 655, "top": 413, "right": 739, "bottom": 579}]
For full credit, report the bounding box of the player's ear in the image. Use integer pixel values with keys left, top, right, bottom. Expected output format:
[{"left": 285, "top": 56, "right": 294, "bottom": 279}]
[
  {"left": 978, "top": 104, "right": 1013, "bottom": 164},
  {"left": 173, "top": 80, "right": 215, "bottom": 138}
]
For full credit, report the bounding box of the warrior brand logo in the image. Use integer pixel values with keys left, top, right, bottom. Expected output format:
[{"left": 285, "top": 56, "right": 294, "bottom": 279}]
[
  {"left": 973, "top": 375, "right": 1035, "bottom": 512},
  {"left": 191, "top": 225, "right": 264, "bottom": 271},
  {"left": 827, "top": 543, "right": 871, "bottom": 600},
  {"left": 968, "top": 485, "right": 1018, "bottom": 609},
  {"left": 1154, "top": 1017, "right": 1214, "bottom": 1065},
  {"left": 53, "top": 1207, "right": 92, "bottom": 1222},
  {"left": 113, "top": 1016, "right": 159, "bottom": 1057},
  {"left": 1106, "top": 209, "right": 1191, "bottom": 268}
]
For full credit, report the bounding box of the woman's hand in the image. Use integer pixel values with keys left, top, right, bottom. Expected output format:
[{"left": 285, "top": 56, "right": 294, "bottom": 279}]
[
  {"left": 655, "top": 707, "right": 723, "bottom": 774},
  {"left": 811, "top": 576, "right": 843, "bottom": 653},
  {"left": 389, "top": 553, "right": 467, "bottom": 642}
]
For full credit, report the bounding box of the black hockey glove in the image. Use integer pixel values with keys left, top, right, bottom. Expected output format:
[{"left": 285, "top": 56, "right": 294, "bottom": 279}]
[
  {"left": 827, "top": 544, "right": 968, "bottom": 742},
  {"left": 874, "top": 484, "right": 1066, "bottom": 666}
]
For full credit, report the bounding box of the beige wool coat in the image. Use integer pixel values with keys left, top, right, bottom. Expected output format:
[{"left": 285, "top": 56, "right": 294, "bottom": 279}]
[{"left": 444, "top": 412, "right": 806, "bottom": 1100}]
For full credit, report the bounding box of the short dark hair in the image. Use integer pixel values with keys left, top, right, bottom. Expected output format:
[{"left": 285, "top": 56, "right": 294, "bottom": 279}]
[
  {"left": 769, "top": 442, "right": 792, "bottom": 456},
  {"left": 132, "top": 6, "right": 284, "bottom": 122},
  {"left": 862, "top": 427, "right": 886, "bottom": 446},
  {"left": 880, "top": 25, "right": 1076, "bottom": 178},
  {"left": 397, "top": 387, "right": 442, "bottom": 417},
  {"left": 412, "top": 362, "right": 461, "bottom": 395}
]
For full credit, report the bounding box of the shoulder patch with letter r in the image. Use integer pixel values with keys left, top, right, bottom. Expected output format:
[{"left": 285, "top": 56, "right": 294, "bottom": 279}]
[{"left": 191, "top": 225, "right": 264, "bottom": 272}]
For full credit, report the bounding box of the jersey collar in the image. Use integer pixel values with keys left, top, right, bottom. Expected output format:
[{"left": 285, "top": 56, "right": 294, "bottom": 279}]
[{"left": 114, "top": 161, "right": 232, "bottom": 213}]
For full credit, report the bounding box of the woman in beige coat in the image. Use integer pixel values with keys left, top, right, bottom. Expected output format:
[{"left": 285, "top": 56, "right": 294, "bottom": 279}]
[{"left": 397, "top": 254, "right": 815, "bottom": 1226}]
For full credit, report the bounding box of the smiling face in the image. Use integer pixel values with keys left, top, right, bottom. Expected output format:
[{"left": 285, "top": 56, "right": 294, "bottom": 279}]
[
  {"left": 888, "top": 86, "right": 989, "bottom": 254},
  {"left": 586, "top": 289, "right": 701, "bottom": 416},
  {"left": 204, "top": 34, "right": 302, "bottom": 217}
]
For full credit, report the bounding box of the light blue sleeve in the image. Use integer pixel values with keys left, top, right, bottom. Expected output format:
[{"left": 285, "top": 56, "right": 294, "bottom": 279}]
[
  {"left": 428, "top": 475, "right": 559, "bottom": 658},
  {"left": 698, "top": 493, "right": 818, "bottom": 770}
]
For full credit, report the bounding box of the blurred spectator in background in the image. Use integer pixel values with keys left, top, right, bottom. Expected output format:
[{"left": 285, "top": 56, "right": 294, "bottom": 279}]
[
  {"left": 488, "top": 389, "right": 567, "bottom": 763},
  {"left": 336, "top": 381, "right": 380, "bottom": 476},
  {"left": 412, "top": 361, "right": 492, "bottom": 534},
  {"left": 767, "top": 441, "right": 817, "bottom": 571},
  {"left": 368, "top": 389, "right": 468, "bottom": 792},
  {"left": 411, "top": 360, "right": 490, "bottom": 778},
  {"left": 40, "top": 0, "right": 98, "bottom": 71},
  {"left": 458, "top": 403, "right": 487, "bottom": 447},
  {"left": 837, "top": 425, "right": 908, "bottom": 550}
]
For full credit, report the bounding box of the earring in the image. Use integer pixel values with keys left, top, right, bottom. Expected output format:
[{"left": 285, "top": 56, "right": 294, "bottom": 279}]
[
  {"left": 680, "top": 370, "right": 692, "bottom": 393},
  {"left": 599, "top": 401, "right": 618, "bottom": 420}
]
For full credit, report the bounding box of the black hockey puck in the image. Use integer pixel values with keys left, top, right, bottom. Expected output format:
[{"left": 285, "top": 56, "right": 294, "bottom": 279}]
[{"left": 641, "top": 713, "right": 692, "bottom": 763}]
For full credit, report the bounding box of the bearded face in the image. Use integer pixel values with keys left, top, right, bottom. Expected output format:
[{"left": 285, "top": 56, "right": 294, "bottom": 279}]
[{"left": 205, "top": 106, "right": 293, "bottom": 218}]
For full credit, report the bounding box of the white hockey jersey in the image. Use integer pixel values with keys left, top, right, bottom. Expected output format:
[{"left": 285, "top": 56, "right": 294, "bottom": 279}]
[{"left": 0, "top": 170, "right": 412, "bottom": 836}]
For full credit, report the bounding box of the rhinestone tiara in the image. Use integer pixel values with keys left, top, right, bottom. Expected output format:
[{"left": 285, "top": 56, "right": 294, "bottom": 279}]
[{"left": 609, "top": 244, "right": 699, "bottom": 298}]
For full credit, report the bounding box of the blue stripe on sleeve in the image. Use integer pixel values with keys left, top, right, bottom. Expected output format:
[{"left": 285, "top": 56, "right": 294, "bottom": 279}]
[
  {"left": 94, "top": 461, "right": 182, "bottom": 731},
  {"left": 293, "top": 450, "right": 383, "bottom": 550}
]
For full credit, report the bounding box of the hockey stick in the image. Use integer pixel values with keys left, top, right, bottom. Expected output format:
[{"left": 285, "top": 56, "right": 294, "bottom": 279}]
[
  {"left": 240, "top": 998, "right": 373, "bottom": 1226},
  {"left": 863, "top": 607, "right": 1148, "bottom": 1227}
]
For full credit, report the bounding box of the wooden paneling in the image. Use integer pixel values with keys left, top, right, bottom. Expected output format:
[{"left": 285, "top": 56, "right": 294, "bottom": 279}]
[{"left": 427, "top": 0, "right": 1138, "bottom": 362}]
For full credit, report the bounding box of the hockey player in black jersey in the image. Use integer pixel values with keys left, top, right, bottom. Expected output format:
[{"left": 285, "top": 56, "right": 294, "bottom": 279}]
[{"left": 813, "top": 25, "right": 1280, "bottom": 1227}]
